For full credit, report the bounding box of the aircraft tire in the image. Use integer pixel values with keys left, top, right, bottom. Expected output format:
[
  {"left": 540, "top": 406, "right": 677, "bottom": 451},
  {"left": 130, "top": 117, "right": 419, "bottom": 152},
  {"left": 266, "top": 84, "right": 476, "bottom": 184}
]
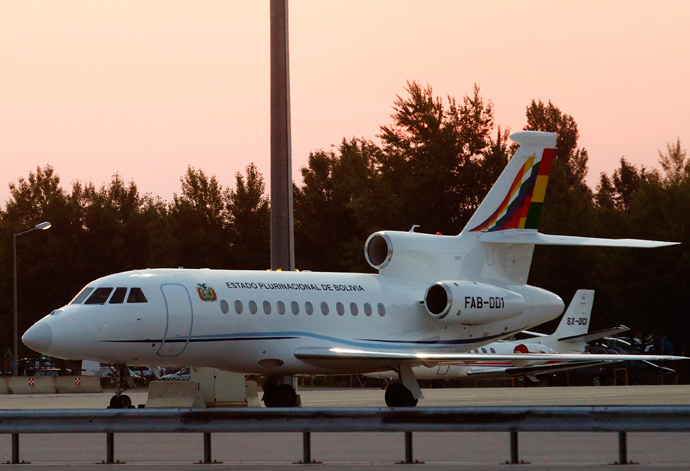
[
  {"left": 385, "top": 382, "right": 418, "bottom": 407},
  {"left": 108, "top": 394, "right": 134, "bottom": 409},
  {"left": 120, "top": 394, "right": 133, "bottom": 408},
  {"left": 264, "top": 384, "right": 297, "bottom": 407}
]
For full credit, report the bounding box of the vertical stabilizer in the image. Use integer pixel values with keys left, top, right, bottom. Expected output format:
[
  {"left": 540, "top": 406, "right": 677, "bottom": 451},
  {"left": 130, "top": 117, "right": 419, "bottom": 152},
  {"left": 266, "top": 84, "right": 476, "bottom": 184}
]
[
  {"left": 547, "top": 289, "right": 595, "bottom": 353},
  {"left": 464, "top": 131, "right": 557, "bottom": 233},
  {"left": 458, "top": 131, "right": 557, "bottom": 284}
]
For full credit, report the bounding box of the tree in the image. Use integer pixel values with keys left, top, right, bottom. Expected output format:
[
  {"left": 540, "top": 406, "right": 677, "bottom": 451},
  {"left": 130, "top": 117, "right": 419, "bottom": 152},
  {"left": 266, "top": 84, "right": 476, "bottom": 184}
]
[
  {"left": 376, "top": 81, "right": 498, "bottom": 234},
  {"left": 657, "top": 138, "right": 689, "bottom": 187},
  {"left": 294, "top": 138, "right": 378, "bottom": 272},
  {"left": 525, "top": 100, "right": 589, "bottom": 188},
  {"left": 521, "top": 102, "right": 599, "bottom": 326},
  {"left": 169, "top": 167, "right": 232, "bottom": 268},
  {"left": 227, "top": 163, "right": 270, "bottom": 270},
  {"left": 0, "top": 166, "right": 73, "bottom": 361}
]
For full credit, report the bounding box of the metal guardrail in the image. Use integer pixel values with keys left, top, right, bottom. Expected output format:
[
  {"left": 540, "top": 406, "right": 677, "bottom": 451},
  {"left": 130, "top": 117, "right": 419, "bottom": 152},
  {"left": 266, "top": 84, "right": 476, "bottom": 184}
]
[{"left": 2, "top": 406, "right": 690, "bottom": 465}]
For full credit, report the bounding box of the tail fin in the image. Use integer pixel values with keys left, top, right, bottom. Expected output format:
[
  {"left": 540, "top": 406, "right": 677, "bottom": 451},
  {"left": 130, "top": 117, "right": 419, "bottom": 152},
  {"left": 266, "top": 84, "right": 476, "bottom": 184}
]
[
  {"left": 545, "top": 289, "right": 595, "bottom": 353},
  {"left": 463, "top": 131, "right": 557, "bottom": 233},
  {"left": 458, "top": 131, "right": 557, "bottom": 283}
]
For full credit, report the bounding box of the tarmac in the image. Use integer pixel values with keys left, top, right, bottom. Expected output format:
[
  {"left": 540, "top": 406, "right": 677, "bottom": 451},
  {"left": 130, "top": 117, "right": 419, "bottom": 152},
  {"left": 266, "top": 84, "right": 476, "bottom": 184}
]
[{"left": 1, "top": 385, "right": 690, "bottom": 470}]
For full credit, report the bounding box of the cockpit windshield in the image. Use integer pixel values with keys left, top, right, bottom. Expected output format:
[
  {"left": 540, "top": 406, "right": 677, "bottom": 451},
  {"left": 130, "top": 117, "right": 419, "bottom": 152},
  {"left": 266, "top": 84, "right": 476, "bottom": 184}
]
[
  {"left": 70, "top": 286, "right": 148, "bottom": 305},
  {"left": 70, "top": 287, "right": 94, "bottom": 305},
  {"left": 127, "top": 287, "right": 147, "bottom": 303},
  {"left": 84, "top": 287, "right": 113, "bottom": 305}
]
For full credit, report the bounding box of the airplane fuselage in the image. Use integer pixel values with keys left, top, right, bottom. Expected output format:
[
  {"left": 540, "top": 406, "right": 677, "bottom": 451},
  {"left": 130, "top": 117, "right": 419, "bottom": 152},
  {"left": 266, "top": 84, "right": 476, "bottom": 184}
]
[{"left": 31, "top": 268, "right": 563, "bottom": 375}]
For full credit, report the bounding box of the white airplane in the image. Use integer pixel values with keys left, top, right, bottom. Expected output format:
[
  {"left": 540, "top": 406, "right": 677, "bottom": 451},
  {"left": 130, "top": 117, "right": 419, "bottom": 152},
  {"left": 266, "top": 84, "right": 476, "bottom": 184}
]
[
  {"left": 23, "top": 131, "right": 684, "bottom": 408},
  {"left": 365, "top": 289, "right": 631, "bottom": 383}
]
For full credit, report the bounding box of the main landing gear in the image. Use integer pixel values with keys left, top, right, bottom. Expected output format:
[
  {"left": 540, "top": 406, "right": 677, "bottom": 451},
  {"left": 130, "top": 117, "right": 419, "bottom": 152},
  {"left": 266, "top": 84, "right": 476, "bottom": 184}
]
[
  {"left": 385, "top": 382, "right": 418, "bottom": 407},
  {"left": 384, "top": 364, "right": 422, "bottom": 407},
  {"left": 107, "top": 364, "right": 136, "bottom": 409},
  {"left": 262, "top": 376, "right": 300, "bottom": 407}
]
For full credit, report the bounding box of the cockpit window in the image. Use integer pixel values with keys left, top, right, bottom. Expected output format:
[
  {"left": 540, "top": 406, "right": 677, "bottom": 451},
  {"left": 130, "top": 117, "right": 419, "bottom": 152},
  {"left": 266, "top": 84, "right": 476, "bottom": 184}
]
[
  {"left": 84, "top": 287, "right": 114, "bottom": 305},
  {"left": 70, "top": 287, "right": 94, "bottom": 305},
  {"left": 109, "top": 287, "right": 128, "bottom": 304},
  {"left": 127, "top": 288, "right": 148, "bottom": 303}
]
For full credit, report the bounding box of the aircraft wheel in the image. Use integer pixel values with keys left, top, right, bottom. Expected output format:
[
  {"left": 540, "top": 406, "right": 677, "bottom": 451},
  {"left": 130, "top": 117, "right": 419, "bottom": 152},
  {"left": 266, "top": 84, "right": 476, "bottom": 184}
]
[
  {"left": 264, "top": 383, "right": 297, "bottom": 407},
  {"left": 385, "top": 382, "right": 418, "bottom": 407},
  {"left": 108, "top": 395, "right": 120, "bottom": 409},
  {"left": 275, "top": 384, "right": 297, "bottom": 407},
  {"left": 108, "top": 394, "right": 134, "bottom": 409},
  {"left": 120, "top": 394, "right": 133, "bottom": 408}
]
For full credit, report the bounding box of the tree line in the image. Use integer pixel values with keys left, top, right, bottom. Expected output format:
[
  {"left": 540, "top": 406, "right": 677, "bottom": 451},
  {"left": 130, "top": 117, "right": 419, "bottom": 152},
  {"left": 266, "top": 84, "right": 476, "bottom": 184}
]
[{"left": 1, "top": 81, "right": 688, "bottom": 366}]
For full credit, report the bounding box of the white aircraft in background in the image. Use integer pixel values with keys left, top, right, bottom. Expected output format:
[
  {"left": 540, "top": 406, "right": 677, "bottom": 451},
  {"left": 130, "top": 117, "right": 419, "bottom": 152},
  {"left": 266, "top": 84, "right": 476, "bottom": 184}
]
[
  {"left": 366, "top": 289, "right": 631, "bottom": 383},
  {"left": 23, "top": 131, "right": 684, "bottom": 408}
]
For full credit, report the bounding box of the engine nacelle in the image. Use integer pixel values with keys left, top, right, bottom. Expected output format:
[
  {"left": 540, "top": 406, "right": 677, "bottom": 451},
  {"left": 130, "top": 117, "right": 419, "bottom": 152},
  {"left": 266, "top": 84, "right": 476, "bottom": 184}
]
[
  {"left": 424, "top": 281, "right": 525, "bottom": 325},
  {"left": 364, "top": 231, "right": 462, "bottom": 281}
]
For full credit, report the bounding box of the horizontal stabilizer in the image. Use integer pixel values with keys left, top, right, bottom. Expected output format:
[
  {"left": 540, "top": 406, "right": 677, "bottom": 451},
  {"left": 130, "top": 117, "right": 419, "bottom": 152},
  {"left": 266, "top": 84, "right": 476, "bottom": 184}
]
[
  {"left": 520, "top": 330, "right": 548, "bottom": 338},
  {"left": 559, "top": 325, "right": 630, "bottom": 343},
  {"left": 479, "top": 229, "right": 679, "bottom": 248}
]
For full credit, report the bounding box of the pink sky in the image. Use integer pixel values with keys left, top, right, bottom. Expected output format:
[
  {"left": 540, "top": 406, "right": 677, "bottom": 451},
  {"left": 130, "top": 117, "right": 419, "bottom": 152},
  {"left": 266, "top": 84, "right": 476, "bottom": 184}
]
[{"left": 1, "top": 1, "right": 689, "bottom": 207}]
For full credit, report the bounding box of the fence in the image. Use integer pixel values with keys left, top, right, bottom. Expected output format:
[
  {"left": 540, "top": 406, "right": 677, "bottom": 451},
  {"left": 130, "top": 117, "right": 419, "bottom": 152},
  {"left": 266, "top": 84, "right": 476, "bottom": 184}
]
[{"left": 2, "top": 406, "right": 690, "bottom": 465}]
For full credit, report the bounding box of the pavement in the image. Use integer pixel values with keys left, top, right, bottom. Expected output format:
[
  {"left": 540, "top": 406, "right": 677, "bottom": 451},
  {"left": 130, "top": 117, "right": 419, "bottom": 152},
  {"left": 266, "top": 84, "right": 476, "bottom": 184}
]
[{"left": 1, "top": 385, "right": 689, "bottom": 470}]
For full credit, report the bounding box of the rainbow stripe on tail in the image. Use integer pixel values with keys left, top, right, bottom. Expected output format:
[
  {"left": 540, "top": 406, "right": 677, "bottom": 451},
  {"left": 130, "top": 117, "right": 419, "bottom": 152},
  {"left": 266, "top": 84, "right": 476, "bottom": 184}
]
[{"left": 470, "top": 147, "right": 554, "bottom": 232}]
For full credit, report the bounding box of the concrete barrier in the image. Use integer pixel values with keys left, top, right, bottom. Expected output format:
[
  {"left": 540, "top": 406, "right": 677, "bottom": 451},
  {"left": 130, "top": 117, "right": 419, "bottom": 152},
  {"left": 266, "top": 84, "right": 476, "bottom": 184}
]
[
  {"left": 0, "top": 377, "right": 8, "bottom": 395},
  {"left": 55, "top": 376, "right": 102, "bottom": 394},
  {"left": 8, "top": 376, "right": 56, "bottom": 394},
  {"left": 191, "top": 367, "right": 248, "bottom": 406},
  {"left": 146, "top": 381, "right": 206, "bottom": 408}
]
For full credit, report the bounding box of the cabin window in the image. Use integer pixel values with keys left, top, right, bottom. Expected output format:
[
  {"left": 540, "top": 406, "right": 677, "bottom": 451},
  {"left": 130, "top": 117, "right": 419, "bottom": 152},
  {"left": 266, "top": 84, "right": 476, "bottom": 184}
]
[
  {"left": 263, "top": 301, "right": 271, "bottom": 315},
  {"left": 127, "top": 288, "right": 148, "bottom": 303},
  {"left": 481, "top": 348, "right": 487, "bottom": 353},
  {"left": 321, "top": 302, "right": 329, "bottom": 316},
  {"left": 234, "top": 300, "right": 243, "bottom": 314},
  {"left": 85, "top": 288, "right": 113, "bottom": 305},
  {"left": 350, "top": 302, "right": 358, "bottom": 316},
  {"left": 70, "top": 287, "right": 94, "bottom": 305},
  {"left": 364, "top": 303, "right": 373, "bottom": 317},
  {"left": 109, "top": 287, "right": 127, "bottom": 304},
  {"left": 377, "top": 303, "right": 386, "bottom": 317},
  {"left": 490, "top": 348, "right": 496, "bottom": 353},
  {"left": 305, "top": 301, "right": 313, "bottom": 315},
  {"left": 249, "top": 300, "right": 258, "bottom": 314},
  {"left": 277, "top": 301, "right": 286, "bottom": 315},
  {"left": 291, "top": 301, "right": 299, "bottom": 315},
  {"left": 220, "top": 300, "right": 229, "bottom": 314},
  {"left": 336, "top": 302, "right": 344, "bottom": 316}
]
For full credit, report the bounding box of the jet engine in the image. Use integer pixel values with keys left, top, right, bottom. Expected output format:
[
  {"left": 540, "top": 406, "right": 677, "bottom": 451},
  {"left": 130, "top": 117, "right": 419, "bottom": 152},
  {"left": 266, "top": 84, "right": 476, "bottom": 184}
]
[
  {"left": 424, "top": 281, "right": 525, "bottom": 325},
  {"left": 364, "top": 230, "right": 462, "bottom": 280}
]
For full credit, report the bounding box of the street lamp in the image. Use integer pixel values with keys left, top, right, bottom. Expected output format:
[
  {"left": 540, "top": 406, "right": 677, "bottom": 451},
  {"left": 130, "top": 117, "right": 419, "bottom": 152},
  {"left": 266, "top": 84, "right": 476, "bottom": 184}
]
[{"left": 13, "top": 221, "right": 51, "bottom": 376}]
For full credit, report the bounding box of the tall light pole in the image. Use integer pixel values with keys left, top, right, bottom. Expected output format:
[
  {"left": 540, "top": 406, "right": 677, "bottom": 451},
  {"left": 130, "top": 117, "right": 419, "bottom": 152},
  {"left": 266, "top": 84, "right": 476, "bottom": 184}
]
[
  {"left": 270, "top": 0, "right": 295, "bottom": 271},
  {"left": 13, "top": 221, "right": 51, "bottom": 376}
]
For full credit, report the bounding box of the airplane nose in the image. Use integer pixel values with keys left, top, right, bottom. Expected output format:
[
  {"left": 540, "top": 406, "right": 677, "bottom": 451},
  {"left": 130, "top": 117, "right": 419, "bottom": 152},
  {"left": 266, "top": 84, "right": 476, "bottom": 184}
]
[{"left": 22, "top": 321, "right": 53, "bottom": 354}]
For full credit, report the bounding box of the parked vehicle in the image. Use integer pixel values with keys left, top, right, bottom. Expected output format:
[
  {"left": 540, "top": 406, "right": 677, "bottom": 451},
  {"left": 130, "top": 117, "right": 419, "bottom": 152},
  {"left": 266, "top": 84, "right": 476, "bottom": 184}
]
[{"left": 161, "top": 367, "right": 190, "bottom": 381}]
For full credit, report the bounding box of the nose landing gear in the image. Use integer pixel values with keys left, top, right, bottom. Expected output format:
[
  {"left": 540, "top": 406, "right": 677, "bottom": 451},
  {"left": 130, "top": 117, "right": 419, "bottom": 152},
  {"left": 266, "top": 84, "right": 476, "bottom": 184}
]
[{"left": 106, "top": 364, "right": 136, "bottom": 409}]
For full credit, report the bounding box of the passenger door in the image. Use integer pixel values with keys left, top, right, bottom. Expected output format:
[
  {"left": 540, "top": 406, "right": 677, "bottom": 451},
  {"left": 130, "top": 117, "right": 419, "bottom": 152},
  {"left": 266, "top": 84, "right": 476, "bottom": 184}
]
[{"left": 157, "top": 284, "right": 193, "bottom": 357}]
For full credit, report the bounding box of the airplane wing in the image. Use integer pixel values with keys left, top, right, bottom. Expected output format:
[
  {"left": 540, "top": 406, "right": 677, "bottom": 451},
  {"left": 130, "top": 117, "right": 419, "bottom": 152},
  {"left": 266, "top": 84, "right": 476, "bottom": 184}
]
[
  {"left": 478, "top": 230, "right": 679, "bottom": 248},
  {"left": 294, "top": 346, "right": 687, "bottom": 368},
  {"left": 464, "top": 360, "right": 608, "bottom": 379},
  {"left": 558, "top": 325, "right": 630, "bottom": 343}
]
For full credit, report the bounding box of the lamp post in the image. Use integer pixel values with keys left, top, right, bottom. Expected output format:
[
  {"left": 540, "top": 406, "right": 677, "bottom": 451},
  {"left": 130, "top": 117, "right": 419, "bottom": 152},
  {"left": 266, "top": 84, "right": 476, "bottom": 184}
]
[{"left": 13, "top": 221, "right": 51, "bottom": 376}]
